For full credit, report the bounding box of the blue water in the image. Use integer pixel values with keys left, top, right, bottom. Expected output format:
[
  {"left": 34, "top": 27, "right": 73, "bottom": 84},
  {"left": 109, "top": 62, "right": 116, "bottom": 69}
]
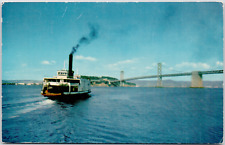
[{"left": 2, "top": 85, "right": 223, "bottom": 143}]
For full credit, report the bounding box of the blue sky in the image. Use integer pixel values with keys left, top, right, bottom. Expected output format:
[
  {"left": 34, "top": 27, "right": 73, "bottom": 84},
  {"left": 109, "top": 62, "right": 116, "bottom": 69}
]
[{"left": 2, "top": 2, "right": 223, "bottom": 81}]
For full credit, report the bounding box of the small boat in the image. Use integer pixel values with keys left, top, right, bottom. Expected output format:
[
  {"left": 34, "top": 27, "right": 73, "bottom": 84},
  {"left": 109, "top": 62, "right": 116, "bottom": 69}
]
[{"left": 41, "top": 54, "right": 91, "bottom": 98}]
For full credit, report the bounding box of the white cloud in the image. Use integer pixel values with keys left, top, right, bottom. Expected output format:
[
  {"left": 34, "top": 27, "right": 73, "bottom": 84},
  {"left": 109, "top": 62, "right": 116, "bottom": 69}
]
[
  {"left": 216, "top": 61, "right": 223, "bottom": 67},
  {"left": 51, "top": 60, "right": 56, "bottom": 64},
  {"left": 21, "top": 63, "right": 27, "bottom": 67},
  {"left": 107, "top": 58, "right": 138, "bottom": 71},
  {"left": 145, "top": 66, "right": 153, "bottom": 70},
  {"left": 75, "top": 55, "right": 97, "bottom": 61},
  {"left": 109, "top": 59, "right": 137, "bottom": 67},
  {"left": 152, "top": 63, "right": 158, "bottom": 67},
  {"left": 175, "top": 62, "right": 210, "bottom": 69},
  {"left": 42, "top": 61, "right": 50, "bottom": 65},
  {"left": 146, "top": 62, "right": 166, "bottom": 70},
  {"left": 41, "top": 60, "right": 56, "bottom": 65}
]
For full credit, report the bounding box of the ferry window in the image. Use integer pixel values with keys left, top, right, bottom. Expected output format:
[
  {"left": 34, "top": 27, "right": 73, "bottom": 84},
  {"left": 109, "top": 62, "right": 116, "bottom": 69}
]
[{"left": 70, "top": 80, "right": 80, "bottom": 83}]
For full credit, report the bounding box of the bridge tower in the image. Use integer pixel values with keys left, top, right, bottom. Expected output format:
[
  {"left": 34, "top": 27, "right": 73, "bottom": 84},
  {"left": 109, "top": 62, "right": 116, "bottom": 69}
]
[
  {"left": 157, "top": 63, "right": 162, "bottom": 87},
  {"left": 120, "top": 71, "right": 124, "bottom": 87},
  {"left": 191, "top": 71, "right": 203, "bottom": 88}
]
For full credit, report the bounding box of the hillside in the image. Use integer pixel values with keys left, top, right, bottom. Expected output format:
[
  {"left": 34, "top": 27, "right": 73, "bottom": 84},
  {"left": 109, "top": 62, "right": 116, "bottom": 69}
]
[
  {"left": 129, "top": 80, "right": 223, "bottom": 88},
  {"left": 80, "top": 75, "right": 136, "bottom": 87},
  {"left": 2, "top": 76, "right": 136, "bottom": 87},
  {"left": 3, "top": 78, "right": 222, "bottom": 88}
]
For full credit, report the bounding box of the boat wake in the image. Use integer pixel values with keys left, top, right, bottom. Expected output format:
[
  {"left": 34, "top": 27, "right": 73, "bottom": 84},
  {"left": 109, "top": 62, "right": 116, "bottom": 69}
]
[{"left": 8, "top": 99, "right": 55, "bottom": 118}]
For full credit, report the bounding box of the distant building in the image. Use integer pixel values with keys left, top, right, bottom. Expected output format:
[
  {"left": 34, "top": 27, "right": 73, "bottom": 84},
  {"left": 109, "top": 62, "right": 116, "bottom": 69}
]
[{"left": 17, "top": 83, "right": 25, "bottom": 85}]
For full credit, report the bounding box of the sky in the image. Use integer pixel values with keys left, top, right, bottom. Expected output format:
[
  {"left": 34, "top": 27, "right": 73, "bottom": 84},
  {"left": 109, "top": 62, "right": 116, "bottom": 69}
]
[{"left": 2, "top": 2, "right": 224, "bottom": 81}]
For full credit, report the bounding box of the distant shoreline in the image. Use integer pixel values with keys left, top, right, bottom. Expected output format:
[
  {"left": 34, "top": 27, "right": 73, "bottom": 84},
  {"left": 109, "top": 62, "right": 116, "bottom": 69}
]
[{"left": 2, "top": 82, "right": 222, "bottom": 88}]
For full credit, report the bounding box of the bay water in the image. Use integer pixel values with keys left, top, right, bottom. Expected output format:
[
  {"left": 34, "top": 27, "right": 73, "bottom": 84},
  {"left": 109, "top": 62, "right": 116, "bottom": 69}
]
[{"left": 2, "top": 85, "right": 223, "bottom": 143}]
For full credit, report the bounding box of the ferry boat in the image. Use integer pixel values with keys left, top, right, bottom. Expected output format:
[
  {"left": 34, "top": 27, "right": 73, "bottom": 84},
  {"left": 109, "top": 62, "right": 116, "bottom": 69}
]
[{"left": 41, "top": 54, "right": 91, "bottom": 97}]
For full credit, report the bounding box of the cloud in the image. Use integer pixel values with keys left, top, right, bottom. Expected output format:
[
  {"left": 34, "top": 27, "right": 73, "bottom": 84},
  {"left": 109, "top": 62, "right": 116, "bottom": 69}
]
[
  {"left": 145, "top": 66, "right": 153, "bottom": 70},
  {"left": 41, "top": 60, "right": 56, "bottom": 65},
  {"left": 75, "top": 55, "right": 97, "bottom": 61},
  {"left": 21, "top": 63, "right": 27, "bottom": 67},
  {"left": 109, "top": 59, "right": 137, "bottom": 67},
  {"left": 107, "top": 58, "right": 138, "bottom": 71},
  {"left": 152, "top": 63, "right": 158, "bottom": 67},
  {"left": 146, "top": 62, "right": 166, "bottom": 70},
  {"left": 216, "top": 61, "right": 223, "bottom": 67},
  {"left": 175, "top": 62, "right": 210, "bottom": 69},
  {"left": 51, "top": 60, "right": 56, "bottom": 64},
  {"left": 42, "top": 61, "right": 50, "bottom": 65}
]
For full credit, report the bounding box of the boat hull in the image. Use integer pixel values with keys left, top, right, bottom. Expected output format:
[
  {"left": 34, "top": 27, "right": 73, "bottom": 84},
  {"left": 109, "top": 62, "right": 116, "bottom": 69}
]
[
  {"left": 41, "top": 90, "right": 91, "bottom": 97},
  {"left": 42, "top": 91, "right": 91, "bottom": 103}
]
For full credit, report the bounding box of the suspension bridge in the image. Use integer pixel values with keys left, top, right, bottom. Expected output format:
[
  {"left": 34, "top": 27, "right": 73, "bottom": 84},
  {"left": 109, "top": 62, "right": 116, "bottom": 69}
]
[{"left": 110, "top": 63, "right": 223, "bottom": 88}]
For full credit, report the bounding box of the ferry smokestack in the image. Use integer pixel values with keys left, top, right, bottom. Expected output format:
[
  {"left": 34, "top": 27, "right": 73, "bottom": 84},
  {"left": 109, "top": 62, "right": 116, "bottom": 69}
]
[{"left": 68, "top": 54, "right": 74, "bottom": 78}]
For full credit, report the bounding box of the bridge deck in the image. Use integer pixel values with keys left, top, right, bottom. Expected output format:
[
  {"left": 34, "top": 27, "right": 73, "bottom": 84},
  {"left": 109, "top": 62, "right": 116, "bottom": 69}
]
[{"left": 112, "top": 70, "right": 223, "bottom": 82}]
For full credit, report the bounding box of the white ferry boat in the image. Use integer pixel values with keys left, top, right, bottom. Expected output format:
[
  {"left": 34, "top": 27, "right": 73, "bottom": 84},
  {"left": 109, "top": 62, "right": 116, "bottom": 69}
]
[{"left": 41, "top": 54, "right": 91, "bottom": 97}]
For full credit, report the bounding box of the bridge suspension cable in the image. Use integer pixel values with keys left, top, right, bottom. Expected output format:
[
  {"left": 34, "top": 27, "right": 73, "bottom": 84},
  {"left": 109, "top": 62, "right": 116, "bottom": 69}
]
[
  {"left": 162, "top": 64, "right": 186, "bottom": 74},
  {"left": 114, "top": 62, "right": 223, "bottom": 87}
]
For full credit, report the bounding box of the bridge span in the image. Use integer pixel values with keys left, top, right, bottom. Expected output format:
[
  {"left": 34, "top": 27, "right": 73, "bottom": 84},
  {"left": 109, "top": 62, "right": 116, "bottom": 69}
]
[{"left": 111, "top": 69, "right": 223, "bottom": 88}]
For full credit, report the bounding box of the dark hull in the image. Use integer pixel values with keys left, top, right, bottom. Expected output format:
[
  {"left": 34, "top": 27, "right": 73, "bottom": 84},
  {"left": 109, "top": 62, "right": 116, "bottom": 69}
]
[
  {"left": 41, "top": 90, "right": 91, "bottom": 97},
  {"left": 43, "top": 92, "right": 92, "bottom": 103}
]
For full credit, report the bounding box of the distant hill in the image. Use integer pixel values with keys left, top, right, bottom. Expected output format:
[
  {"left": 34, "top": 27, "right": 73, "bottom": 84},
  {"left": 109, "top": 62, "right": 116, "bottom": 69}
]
[
  {"left": 2, "top": 80, "right": 43, "bottom": 84},
  {"left": 3, "top": 78, "right": 222, "bottom": 88},
  {"left": 80, "top": 75, "right": 118, "bottom": 81},
  {"left": 80, "top": 75, "right": 135, "bottom": 87},
  {"left": 2, "top": 76, "right": 136, "bottom": 87},
  {"left": 129, "top": 80, "right": 223, "bottom": 88}
]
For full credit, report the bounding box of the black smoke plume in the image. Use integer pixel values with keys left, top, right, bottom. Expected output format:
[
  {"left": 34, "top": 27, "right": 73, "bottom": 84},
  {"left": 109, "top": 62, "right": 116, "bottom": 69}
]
[{"left": 70, "top": 24, "right": 99, "bottom": 55}]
